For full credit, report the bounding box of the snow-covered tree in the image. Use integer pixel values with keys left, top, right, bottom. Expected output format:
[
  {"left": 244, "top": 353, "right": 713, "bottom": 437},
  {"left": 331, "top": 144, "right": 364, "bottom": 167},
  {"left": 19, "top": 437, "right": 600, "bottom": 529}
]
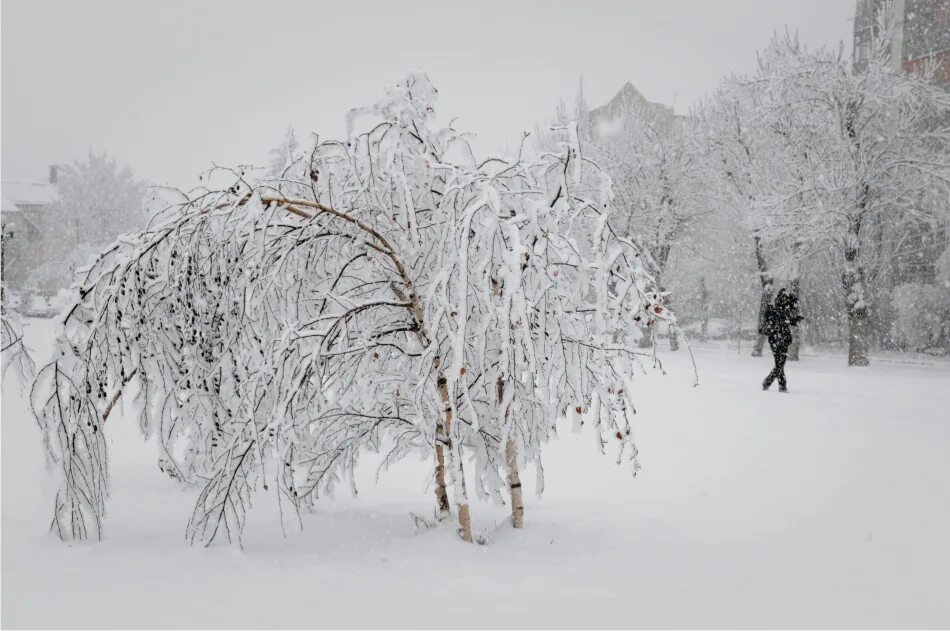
[
  {"left": 694, "top": 75, "right": 785, "bottom": 357},
  {"left": 54, "top": 151, "right": 147, "bottom": 248},
  {"left": 266, "top": 126, "right": 302, "bottom": 178},
  {"left": 698, "top": 16, "right": 950, "bottom": 365},
  {"left": 32, "top": 73, "right": 675, "bottom": 546},
  {"left": 26, "top": 152, "right": 150, "bottom": 291},
  {"left": 745, "top": 23, "right": 949, "bottom": 365},
  {"left": 590, "top": 113, "right": 701, "bottom": 283},
  {"left": 546, "top": 82, "right": 703, "bottom": 351}
]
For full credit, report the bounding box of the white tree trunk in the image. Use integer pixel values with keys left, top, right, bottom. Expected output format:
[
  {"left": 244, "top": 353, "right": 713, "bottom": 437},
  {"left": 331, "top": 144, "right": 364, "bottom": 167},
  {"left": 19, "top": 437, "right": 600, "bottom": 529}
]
[
  {"left": 436, "top": 373, "right": 473, "bottom": 542},
  {"left": 433, "top": 440, "right": 450, "bottom": 521},
  {"left": 496, "top": 377, "right": 523, "bottom": 528},
  {"left": 506, "top": 438, "right": 524, "bottom": 528}
]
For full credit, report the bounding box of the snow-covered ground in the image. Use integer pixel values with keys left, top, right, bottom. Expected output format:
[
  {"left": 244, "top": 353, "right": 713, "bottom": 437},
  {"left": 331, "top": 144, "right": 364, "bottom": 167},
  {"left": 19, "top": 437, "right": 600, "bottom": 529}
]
[{"left": 3, "top": 319, "right": 949, "bottom": 628}]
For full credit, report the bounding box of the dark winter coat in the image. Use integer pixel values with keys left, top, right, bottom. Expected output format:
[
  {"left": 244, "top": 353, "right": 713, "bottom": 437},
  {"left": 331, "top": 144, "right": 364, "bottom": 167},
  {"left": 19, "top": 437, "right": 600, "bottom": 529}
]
[{"left": 762, "top": 292, "right": 803, "bottom": 350}]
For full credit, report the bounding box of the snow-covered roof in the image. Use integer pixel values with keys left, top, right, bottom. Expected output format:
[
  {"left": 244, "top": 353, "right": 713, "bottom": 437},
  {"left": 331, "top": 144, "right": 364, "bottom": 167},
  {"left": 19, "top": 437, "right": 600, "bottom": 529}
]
[
  {"left": 588, "top": 81, "right": 680, "bottom": 139},
  {"left": 0, "top": 199, "right": 40, "bottom": 233},
  {"left": 1, "top": 181, "right": 59, "bottom": 207},
  {"left": 1, "top": 193, "right": 20, "bottom": 213}
]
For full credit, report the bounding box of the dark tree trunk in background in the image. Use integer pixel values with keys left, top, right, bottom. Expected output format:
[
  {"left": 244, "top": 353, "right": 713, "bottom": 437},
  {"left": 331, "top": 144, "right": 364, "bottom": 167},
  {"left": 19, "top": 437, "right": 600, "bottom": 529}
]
[
  {"left": 788, "top": 246, "right": 803, "bottom": 361},
  {"left": 787, "top": 277, "right": 802, "bottom": 361},
  {"left": 848, "top": 307, "right": 872, "bottom": 366},
  {"left": 752, "top": 236, "right": 773, "bottom": 357},
  {"left": 841, "top": 111, "right": 872, "bottom": 367},
  {"left": 784, "top": 277, "right": 804, "bottom": 361},
  {"left": 640, "top": 242, "right": 677, "bottom": 350},
  {"left": 843, "top": 219, "right": 871, "bottom": 366},
  {"left": 699, "top": 275, "right": 709, "bottom": 341},
  {"left": 655, "top": 241, "right": 678, "bottom": 352},
  {"left": 869, "top": 219, "right": 898, "bottom": 350},
  {"left": 666, "top": 288, "right": 680, "bottom": 351}
]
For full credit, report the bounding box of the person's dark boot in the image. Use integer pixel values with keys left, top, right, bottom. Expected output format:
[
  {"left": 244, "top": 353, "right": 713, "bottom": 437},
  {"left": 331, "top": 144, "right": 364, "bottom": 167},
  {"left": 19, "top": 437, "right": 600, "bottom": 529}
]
[
  {"left": 762, "top": 379, "right": 771, "bottom": 391},
  {"left": 779, "top": 385, "right": 788, "bottom": 393}
]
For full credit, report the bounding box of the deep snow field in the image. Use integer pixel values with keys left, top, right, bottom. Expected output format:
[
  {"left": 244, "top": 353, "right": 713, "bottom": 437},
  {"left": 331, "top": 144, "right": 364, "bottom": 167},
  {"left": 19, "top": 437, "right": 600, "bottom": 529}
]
[{"left": 2, "top": 318, "right": 949, "bottom": 629}]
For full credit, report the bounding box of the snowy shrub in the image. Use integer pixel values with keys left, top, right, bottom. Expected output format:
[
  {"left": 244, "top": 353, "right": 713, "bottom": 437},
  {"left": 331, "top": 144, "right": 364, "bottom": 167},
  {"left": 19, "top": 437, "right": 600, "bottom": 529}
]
[
  {"left": 31, "top": 73, "right": 677, "bottom": 546},
  {"left": 893, "top": 283, "right": 950, "bottom": 353}
]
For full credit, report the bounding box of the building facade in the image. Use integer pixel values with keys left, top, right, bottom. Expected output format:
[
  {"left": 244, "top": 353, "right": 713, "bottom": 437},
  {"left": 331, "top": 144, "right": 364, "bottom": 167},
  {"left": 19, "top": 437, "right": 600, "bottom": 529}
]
[
  {"left": 1, "top": 166, "right": 61, "bottom": 289},
  {"left": 854, "top": 0, "right": 950, "bottom": 86},
  {"left": 853, "top": 0, "right": 949, "bottom": 289}
]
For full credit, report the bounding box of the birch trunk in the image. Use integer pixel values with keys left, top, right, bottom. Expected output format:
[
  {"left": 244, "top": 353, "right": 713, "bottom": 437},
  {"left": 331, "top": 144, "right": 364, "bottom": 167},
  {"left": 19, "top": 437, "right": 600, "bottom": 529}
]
[
  {"left": 433, "top": 437, "right": 450, "bottom": 521},
  {"left": 506, "top": 439, "right": 524, "bottom": 528},
  {"left": 497, "top": 378, "right": 523, "bottom": 528},
  {"left": 386, "top": 282, "right": 459, "bottom": 525},
  {"left": 437, "top": 373, "right": 473, "bottom": 542}
]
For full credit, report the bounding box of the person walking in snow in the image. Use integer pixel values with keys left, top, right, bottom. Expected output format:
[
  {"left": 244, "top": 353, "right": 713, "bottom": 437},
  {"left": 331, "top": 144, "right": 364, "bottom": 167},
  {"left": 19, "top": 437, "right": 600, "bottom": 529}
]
[{"left": 761, "top": 288, "right": 803, "bottom": 392}]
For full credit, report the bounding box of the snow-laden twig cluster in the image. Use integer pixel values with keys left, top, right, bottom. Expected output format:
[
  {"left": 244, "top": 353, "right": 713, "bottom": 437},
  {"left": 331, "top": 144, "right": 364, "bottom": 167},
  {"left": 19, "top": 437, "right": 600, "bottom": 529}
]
[
  {"left": 32, "top": 73, "right": 674, "bottom": 545},
  {"left": 1, "top": 308, "right": 34, "bottom": 382}
]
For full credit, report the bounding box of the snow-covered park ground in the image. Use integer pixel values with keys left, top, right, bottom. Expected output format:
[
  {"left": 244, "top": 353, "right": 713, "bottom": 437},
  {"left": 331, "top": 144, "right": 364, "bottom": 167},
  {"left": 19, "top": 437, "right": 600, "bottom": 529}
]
[{"left": 3, "top": 318, "right": 949, "bottom": 629}]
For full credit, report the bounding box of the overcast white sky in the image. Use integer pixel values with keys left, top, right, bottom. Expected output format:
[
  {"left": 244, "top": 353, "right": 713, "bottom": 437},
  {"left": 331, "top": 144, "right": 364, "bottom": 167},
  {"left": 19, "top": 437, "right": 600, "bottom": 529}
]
[{"left": 2, "top": 0, "right": 856, "bottom": 190}]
